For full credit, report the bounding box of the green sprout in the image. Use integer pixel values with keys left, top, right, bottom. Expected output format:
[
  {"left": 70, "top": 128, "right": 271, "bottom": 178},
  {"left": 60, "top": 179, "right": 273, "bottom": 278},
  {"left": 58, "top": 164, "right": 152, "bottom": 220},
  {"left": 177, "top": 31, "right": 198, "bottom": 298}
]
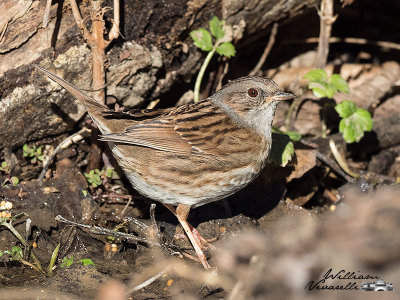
[
  {"left": 303, "top": 69, "right": 373, "bottom": 142},
  {"left": 335, "top": 100, "right": 373, "bottom": 143},
  {"left": 0, "top": 213, "right": 45, "bottom": 274},
  {"left": 303, "top": 68, "right": 349, "bottom": 98},
  {"left": 270, "top": 128, "right": 302, "bottom": 167},
  {"left": 0, "top": 246, "right": 23, "bottom": 261},
  {"left": 61, "top": 256, "right": 74, "bottom": 268},
  {"left": 85, "top": 169, "right": 102, "bottom": 188},
  {"left": 79, "top": 258, "right": 95, "bottom": 266},
  {"left": 23, "top": 144, "right": 44, "bottom": 164},
  {"left": 190, "top": 16, "right": 236, "bottom": 102},
  {"left": 60, "top": 256, "right": 95, "bottom": 268},
  {"left": 84, "top": 167, "right": 116, "bottom": 188},
  {"left": 0, "top": 161, "right": 10, "bottom": 173}
]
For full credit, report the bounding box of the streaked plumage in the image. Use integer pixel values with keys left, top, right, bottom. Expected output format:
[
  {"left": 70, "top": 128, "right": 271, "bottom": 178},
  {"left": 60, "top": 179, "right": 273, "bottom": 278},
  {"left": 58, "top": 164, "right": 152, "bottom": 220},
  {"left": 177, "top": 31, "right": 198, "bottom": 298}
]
[{"left": 35, "top": 65, "right": 295, "bottom": 268}]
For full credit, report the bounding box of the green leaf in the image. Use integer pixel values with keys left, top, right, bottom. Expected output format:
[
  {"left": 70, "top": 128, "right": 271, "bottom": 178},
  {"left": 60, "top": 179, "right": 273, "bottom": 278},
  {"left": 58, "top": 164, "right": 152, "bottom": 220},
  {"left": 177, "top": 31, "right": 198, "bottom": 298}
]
[
  {"left": 36, "top": 146, "right": 42, "bottom": 155},
  {"left": 285, "top": 130, "right": 302, "bottom": 141},
  {"left": 48, "top": 244, "right": 60, "bottom": 275},
  {"left": 190, "top": 28, "right": 213, "bottom": 51},
  {"left": 269, "top": 133, "right": 294, "bottom": 166},
  {"left": 335, "top": 100, "right": 357, "bottom": 118},
  {"left": 82, "top": 189, "right": 88, "bottom": 197},
  {"left": 337, "top": 102, "right": 373, "bottom": 143},
  {"left": 105, "top": 168, "right": 114, "bottom": 178},
  {"left": 329, "top": 74, "right": 349, "bottom": 93},
  {"left": 10, "top": 246, "right": 23, "bottom": 261},
  {"left": 280, "top": 141, "right": 294, "bottom": 167},
  {"left": 79, "top": 258, "right": 95, "bottom": 266},
  {"left": 61, "top": 256, "right": 74, "bottom": 268},
  {"left": 216, "top": 42, "right": 236, "bottom": 58},
  {"left": 308, "top": 81, "right": 336, "bottom": 98},
  {"left": 93, "top": 174, "right": 101, "bottom": 187},
  {"left": 10, "top": 176, "right": 19, "bottom": 186},
  {"left": 209, "top": 16, "right": 225, "bottom": 40},
  {"left": 303, "top": 69, "right": 328, "bottom": 82},
  {"left": 23, "top": 144, "right": 29, "bottom": 157}
]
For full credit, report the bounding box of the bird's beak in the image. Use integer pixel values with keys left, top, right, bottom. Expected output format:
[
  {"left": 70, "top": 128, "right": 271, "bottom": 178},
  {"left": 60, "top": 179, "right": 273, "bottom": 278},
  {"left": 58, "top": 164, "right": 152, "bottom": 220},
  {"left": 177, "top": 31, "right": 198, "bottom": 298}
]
[{"left": 269, "top": 90, "right": 296, "bottom": 101}]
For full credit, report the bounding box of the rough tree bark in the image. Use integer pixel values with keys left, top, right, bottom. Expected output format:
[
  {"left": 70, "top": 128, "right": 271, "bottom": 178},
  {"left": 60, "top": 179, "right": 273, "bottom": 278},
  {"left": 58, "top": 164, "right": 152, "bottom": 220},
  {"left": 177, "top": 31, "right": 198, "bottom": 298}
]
[{"left": 0, "top": 0, "right": 318, "bottom": 150}]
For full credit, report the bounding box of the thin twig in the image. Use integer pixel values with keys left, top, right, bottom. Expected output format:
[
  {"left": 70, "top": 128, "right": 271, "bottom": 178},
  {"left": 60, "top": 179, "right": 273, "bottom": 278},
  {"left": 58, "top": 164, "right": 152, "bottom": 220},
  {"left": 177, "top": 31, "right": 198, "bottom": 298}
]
[
  {"left": 100, "top": 193, "right": 133, "bottom": 218},
  {"left": 55, "top": 215, "right": 161, "bottom": 246},
  {"left": 42, "top": 0, "right": 53, "bottom": 28},
  {"left": 107, "top": 0, "right": 120, "bottom": 42},
  {"left": 68, "top": 0, "right": 93, "bottom": 44},
  {"left": 249, "top": 22, "right": 278, "bottom": 76},
  {"left": 328, "top": 139, "right": 360, "bottom": 178},
  {"left": 149, "top": 204, "right": 157, "bottom": 231},
  {"left": 119, "top": 194, "right": 133, "bottom": 217},
  {"left": 315, "top": 0, "right": 337, "bottom": 68},
  {"left": 303, "top": 36, "right": 400, "bottom": 51},
  {"left": 216, "top": 60, "right": 230, "bottom": 91},
  {"left": 127, "top": 265, "right": 172, "bottom": 294},
  {"left": 23, "top": 218, "right": 31, "bottom": 260},
  {"left": 38, "top": 127, "right": 91, "bottom": 180},
  {"left": 300, "top": 139, "right": 352, "bottom": 182},
  {"left": 227, "top": 281, "right": 244, "bottom": 300}
]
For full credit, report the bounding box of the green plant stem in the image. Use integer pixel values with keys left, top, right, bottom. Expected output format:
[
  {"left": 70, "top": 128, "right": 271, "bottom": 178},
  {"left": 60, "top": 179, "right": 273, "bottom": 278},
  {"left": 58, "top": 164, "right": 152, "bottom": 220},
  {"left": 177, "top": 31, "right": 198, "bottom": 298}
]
[
  {"left": 271, "top": 126, "right": 283, "bottom": 134},
  {"left": 328, "top": 139, "right": 360, "bottom": 178},
  {"left": 194, "top": 48, "right": 216, "bottom": 102},
  {"left": 47, "top": 243, "right": 60, "bottom": 276},
  {"left": 285, "top": 98, "right": 300, "bottom": 130},
  {"left": 321, "top": 103, "right": 328, "bottom": 138},
  {"left": 2, "top": 219, "right": 45, "bottom": 274}
]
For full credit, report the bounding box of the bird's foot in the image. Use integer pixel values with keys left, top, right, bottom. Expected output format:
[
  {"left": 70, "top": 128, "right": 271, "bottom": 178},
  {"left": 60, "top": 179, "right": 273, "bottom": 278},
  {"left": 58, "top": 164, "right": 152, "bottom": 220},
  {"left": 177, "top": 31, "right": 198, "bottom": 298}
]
[{"left": 174, "top": 226, "right": 217, "bottom": 250}]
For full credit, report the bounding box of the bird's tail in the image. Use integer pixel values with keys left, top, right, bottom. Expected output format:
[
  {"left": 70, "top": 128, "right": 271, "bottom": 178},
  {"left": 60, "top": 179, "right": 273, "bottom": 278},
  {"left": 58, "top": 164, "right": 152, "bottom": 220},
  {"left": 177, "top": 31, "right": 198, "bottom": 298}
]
[{"left": 35, "top": 65, "right": 113, "bottom": 134}]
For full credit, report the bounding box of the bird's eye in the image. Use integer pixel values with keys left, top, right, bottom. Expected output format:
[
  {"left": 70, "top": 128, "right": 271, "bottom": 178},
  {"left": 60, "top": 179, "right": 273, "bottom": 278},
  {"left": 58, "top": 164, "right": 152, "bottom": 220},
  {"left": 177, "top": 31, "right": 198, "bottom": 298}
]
[{"left": 248, "top": 88, "right": 258, "bottom": 97}]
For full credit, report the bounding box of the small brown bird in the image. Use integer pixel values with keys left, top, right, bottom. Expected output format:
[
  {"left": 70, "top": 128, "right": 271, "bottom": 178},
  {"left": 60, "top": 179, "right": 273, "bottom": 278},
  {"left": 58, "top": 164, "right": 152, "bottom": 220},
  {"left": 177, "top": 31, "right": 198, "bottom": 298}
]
[{"left": 35, "top": 65, "right": 295, "bottom": 269}]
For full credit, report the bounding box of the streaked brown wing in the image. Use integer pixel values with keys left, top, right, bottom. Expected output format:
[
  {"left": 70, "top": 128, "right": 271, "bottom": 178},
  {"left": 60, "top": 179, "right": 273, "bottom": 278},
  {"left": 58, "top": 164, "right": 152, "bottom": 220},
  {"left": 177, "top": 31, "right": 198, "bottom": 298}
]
[
  {"left": 100, "top": 118, "right": 193, "bottom": 155},
  {"left": 100, "top": 100, "right": 258, "bottom": 156}
]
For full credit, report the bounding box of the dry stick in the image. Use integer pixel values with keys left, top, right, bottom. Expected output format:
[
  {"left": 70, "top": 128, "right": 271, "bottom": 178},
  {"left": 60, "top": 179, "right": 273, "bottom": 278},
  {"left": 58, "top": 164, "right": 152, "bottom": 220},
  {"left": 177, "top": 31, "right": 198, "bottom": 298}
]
[
  {"left": 227, "top": 280, "right": 244, "bottom": 300},
  {"left": 69, "top": 0, "right": 120, "bottom": 104},
  {"left": 69, "top": 0, "right": 93, "bottom": 42},
  {"left": 149, "top": 204, "right": 158, "bottom": 233},
  {"left": 55, "top": 215, "right": 162, "bottom": 247},
  {"left": 116, "top": 195, "right": 133, "bottom": 217},
  {"left": 304, "top": 37, "right": 400, "bottom": 51},
  {"left": 127, "top": 265, "right": 173, "bottom": 294},
  {"left": 90, "top": 0, "right": 107, "bottom": 103},
  {"left": 108, "top": 0, "right": 120, "bottom": 41},
  {"left": 42, "top": 0, "right": 53, "bottom": 28},
  {"left": 215, "top": 60, "right": 230, "bottom": 91},
  {"left": 300, "top": 139, "right": 352, "bottom": 182},
  {"left": 249, "top": 22, "right": 278, "bottom": 76},
  {"left": 328, "top": 139, "right": 360, "bottom": 178},
  {"left": 38, "top": 127, "right": 91, "bottom": 180},
  {"left": 315, "top": 0, "right": 337, "bottom": 68}
]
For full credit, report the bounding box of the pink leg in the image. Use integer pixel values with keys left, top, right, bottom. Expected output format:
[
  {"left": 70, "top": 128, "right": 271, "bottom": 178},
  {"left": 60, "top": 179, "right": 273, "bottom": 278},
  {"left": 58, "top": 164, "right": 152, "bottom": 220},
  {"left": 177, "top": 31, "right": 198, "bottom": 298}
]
[{"left": 164, "top": 204, "right": 211, "bottom": 269}]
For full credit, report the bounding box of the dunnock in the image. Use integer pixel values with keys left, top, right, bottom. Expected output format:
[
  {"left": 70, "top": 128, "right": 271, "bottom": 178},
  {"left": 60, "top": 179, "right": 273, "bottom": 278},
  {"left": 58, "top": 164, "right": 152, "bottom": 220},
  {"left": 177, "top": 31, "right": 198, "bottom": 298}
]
[{"left": 35, "top": 65, "right": 295, "bottom": 269}]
